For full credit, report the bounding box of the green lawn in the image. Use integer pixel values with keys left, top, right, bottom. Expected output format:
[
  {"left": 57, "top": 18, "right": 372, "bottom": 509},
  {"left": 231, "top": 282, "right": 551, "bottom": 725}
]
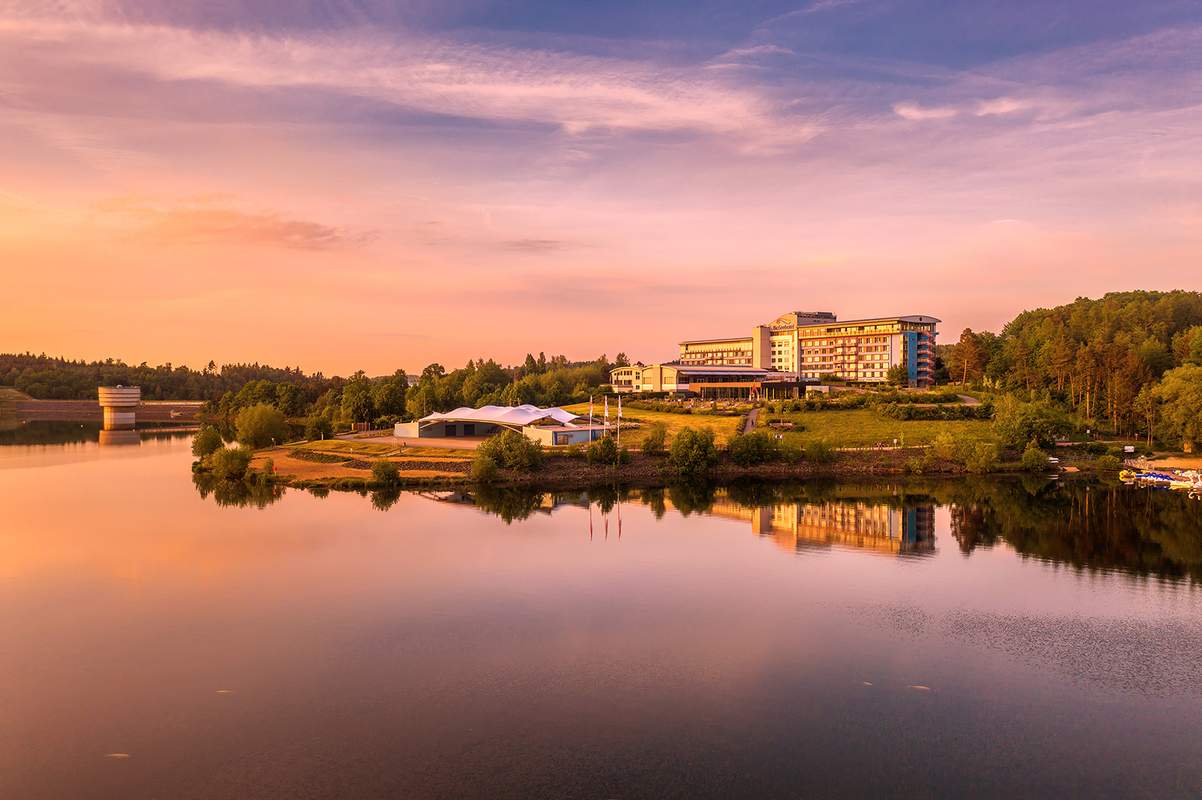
[
  {"left": 761, "top": 409, "right": 994, "bottom": 448},
  {"left": 561, "top": 402, "right": 743, "bottom": 446}
]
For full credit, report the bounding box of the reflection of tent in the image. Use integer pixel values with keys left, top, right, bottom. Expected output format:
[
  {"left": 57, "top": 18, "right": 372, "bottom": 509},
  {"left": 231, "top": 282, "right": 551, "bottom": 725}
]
[{"left": 419, "top": 405, "right": 580, "bottom": 433}]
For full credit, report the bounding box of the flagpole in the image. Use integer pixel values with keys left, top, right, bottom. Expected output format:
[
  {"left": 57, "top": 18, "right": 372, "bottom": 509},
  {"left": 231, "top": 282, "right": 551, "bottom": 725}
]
[{"left": 616, "top": 394, "right": 621, "bottom": 449}]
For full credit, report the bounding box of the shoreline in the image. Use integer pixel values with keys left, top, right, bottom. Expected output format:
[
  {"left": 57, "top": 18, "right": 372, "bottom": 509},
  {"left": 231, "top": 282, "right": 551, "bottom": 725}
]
[{"left": 236, "top": 445, "right": 1101, "bottom": 493}]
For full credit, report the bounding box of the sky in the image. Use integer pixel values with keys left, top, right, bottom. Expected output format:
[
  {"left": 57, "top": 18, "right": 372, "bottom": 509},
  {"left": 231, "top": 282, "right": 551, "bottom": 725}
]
[{"left": 2, "top": 0, "right": 1201, "bottom": 375}]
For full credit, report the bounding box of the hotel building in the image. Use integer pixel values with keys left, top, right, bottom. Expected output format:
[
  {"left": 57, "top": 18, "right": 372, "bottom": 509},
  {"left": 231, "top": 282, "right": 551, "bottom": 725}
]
[
  {"left": 679, "top": 310, "right": 939, "bottom": 387},
  {"left": 613, "top": 310, "right": 939, "bottom": 396}
]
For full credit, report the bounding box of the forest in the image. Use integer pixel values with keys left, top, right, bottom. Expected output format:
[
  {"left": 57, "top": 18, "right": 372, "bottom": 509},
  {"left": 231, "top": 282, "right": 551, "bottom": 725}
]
[{"left": 942, "top": 290, "right": 1202, "bottom": 448}]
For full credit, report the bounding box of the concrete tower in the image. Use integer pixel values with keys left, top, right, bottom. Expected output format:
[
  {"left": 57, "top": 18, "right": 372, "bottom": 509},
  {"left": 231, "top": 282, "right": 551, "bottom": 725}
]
[{"left": 97, "top": 385, "right": 141, "bottom": 430}]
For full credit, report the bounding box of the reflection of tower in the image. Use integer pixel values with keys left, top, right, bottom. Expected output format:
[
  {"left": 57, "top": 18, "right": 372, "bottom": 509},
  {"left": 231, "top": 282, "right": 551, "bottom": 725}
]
[{"left": 98, "top": 386, "right": 141, "bottom": 446}]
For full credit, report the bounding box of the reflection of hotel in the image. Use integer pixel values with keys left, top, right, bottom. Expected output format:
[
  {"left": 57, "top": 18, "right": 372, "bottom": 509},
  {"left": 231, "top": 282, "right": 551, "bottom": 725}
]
[
  {"left": 751, "top": 501, "right": 935, "bottom": 556},
  {"left": 697, "top": 496, "right": 935, "bottom": 556}
]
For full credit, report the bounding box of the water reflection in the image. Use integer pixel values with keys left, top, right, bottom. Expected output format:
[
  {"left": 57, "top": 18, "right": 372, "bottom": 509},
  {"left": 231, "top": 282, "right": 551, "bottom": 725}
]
[
  {"left": 0, "top": 420, "right": 198, "bottom": 447},
  {"left": 399, "top": 479, "right": 1199, "bottom": 580},
  {"left": 946, "top": 478, "right": 1202, "bottom": 582},
  {"left": 192, "top": 471, "right": 286, "bottom": 509},
  {"left": 98, "top": 429, "right": 141, "bottom": 446}
]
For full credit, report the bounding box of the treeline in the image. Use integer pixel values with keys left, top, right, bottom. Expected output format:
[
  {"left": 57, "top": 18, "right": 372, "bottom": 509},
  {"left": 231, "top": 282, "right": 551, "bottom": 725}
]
[
  {"left": 944, "top": 291, "right": 1202, "bottom": 448},
  {"left": 0, "top": 353, "right": 335, "bottom": 402},
  {"left": 0, "top": 351, "right": 628, "bottom": 427},
  {"left": 296, "top": 355, "right": 622, "bottom": 430}
]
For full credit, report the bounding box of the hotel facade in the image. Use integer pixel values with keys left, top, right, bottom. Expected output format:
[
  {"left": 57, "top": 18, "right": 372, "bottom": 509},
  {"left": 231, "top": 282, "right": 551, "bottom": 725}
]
[{"left": 613, "top": 310, "right": 939, "bottom": 396}]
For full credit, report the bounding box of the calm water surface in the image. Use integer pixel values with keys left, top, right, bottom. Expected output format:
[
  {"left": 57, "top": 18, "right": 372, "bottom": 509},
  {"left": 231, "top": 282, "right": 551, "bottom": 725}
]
[{"left": 3, "top": 425, "right": 1202, "bottom": 798}]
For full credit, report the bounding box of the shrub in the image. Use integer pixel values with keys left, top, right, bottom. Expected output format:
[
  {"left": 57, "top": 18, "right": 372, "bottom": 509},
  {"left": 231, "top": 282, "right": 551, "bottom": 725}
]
[
  {"left": 618, "top": 445, "right": 632, "bottom": 466},
  {"left": 477, "top": 430, "right": 543, "bottom": 472},
  {"left": 587, "top": 435, "right": 619, "bottom": 465},
  {"left": 930, "top": 431, "right": 959, "bottom": 462},
  {"left": 1095, "top": 454, "right": 1123, "bottom": 472},
  {"left": 804, "top": 439, "right": 835, "bottom": 463},
  {"left": 471, "top": 453, "right": 499, "bottom": 482},
  {"left": 642, "top": 422, "right": 668, "bottom": 455},
  {"left": 191, "top": 426, "right": 224, "bottom": 458},
  {"left": 371, "top": 459, "right": 400, "bottom": 486},
  {"left": 235, "top": 403, "right": 290, "bottom": 448},
  {"left": 963, "top": 442, "right": 999, "bottom": 474},
  {"left": 563, "top": 443, "right": 585, "bottom": 459},
  {"left": 779, "top": 441, "right": 804, "bottom": 462},
  {"left": 669, "top": 427, "right": 719, "bottom": 476},
  {"left": 209, "top": 446, "right": 252, "bottom": 480},
  {"left": 878, "top": 403, "right": 992, "bottom": 421},
  {"left": 728, "top": 431, "right": 781, "bottom": 466},
  {"left": 1020, "top": 441, "right": 1048, "bottom": 472}
]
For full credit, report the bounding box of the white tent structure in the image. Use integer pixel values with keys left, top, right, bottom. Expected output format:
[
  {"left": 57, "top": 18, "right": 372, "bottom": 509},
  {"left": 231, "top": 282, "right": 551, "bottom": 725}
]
[{"left": 394, "top": 404, "right": 608, "bottom": 446}]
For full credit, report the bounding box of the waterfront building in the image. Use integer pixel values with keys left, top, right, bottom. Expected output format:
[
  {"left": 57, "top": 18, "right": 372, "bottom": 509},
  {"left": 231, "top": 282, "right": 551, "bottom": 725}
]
[{"left": 394, "top": 404, "right": 607, "bottom": 446}]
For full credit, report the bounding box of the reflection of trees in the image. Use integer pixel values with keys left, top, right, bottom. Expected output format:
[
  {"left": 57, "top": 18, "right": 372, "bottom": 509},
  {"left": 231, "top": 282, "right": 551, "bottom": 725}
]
[
  {"left": 473, "top": 485, "right": 546, "bottom": 523},
  {"left": 724, "top": 480, "right": 780, "bottom": 509},
  {"left": 947, "top": 480, "right": 1202, "bottom": 581},
  {"left": 667, "top": 481, "right": 716, "bottom": 516},
  {"left": 587, "top": 485, "right": 619, "bottom": 514},
  {"left": 642, "top": 487, "right": 667, "bottom": 519},
  {"left": 192, "top": 472, "right": 286, "bottom": 509},
  {"left": 370, "top": 486, "right": 402, "bottom": 511},
  {"left": 0, "top": 421, "right": 100, "bottom": 445}
]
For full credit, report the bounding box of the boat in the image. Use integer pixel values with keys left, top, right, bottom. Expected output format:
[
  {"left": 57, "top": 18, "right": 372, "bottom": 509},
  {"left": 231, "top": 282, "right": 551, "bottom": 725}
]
[{"left": 1121, "top": 467, "right": 1202, "bottom": 494}]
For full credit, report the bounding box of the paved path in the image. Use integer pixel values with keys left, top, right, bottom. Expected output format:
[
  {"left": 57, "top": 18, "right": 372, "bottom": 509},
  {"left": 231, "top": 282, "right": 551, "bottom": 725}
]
[
  {"left": 957, "top": 394, "right": 982, "bottom": 406},
  {"left": 742, "top": 407, "right": 759, "bottom": 434}
]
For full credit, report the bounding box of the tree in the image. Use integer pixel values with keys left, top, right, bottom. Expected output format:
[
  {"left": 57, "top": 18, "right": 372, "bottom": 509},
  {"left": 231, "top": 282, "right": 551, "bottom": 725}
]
[
  {"left": 274, "top": 383, "right": 305, "bottom": 416},
  {"left": 886, "top": 364, "right": 909, "bottom": 387},
  {"left": 304, "top": 415, "right": 333, "bottom": 440},
  {"left": 191, "top": 426, "right": 224, "bottom": 458},
  {"left": 371, "top": 371, "right": 408, "bottom": 417},
  {"left": 1153, "top": 365, "right": 1202, "bottom": 452},
  {"left": 642, "top": 422, "right": 668, "bottom": 455},
  {"left": 669, "top": 427, "right": 718, "bottom": 475},
  {"left": 340, "top": 375, "right": 375, "bottom": 423},
  {"left": 209, "top": 446, "right": 252, "bottom": 480},
  {"left": 235, "top": 403, "right": 290, "bottom": 448},
  {"left": 946, "top": 328, "right": 987, "bottom": 384},
  {"left": 1133, "top": 385, "right": 1160, "bottom": 447},
  {"left": 371, "top": 459, "right": 400, "bottom": 487}
]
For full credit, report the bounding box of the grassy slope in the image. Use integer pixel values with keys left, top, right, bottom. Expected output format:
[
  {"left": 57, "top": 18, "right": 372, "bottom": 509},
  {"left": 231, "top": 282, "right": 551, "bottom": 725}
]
[
  {"left": 561, "top": 402, "right": 743, "bottom": 446},
  {"left": 0, "top": 387, "right": 30, "bottom": 404},
  {"left": 761, "top": 409, "right": 994, "bottom": 448}
]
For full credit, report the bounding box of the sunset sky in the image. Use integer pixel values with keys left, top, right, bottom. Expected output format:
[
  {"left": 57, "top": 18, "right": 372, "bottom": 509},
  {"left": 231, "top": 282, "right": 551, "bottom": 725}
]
[{"left": 2, "top": 0, "right": 1201, "bottom": 375}]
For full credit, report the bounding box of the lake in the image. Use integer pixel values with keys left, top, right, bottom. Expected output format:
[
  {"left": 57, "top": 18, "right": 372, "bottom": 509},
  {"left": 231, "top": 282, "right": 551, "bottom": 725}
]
[{"left": 3, "top": 424, "right": 1202, "bottom": 798}]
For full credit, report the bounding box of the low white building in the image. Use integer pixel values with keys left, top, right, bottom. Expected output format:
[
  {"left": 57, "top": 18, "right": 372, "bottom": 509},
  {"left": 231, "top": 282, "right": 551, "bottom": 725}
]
[{"left": 394, "top": 404, "right": 608, "bottom": 446}]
